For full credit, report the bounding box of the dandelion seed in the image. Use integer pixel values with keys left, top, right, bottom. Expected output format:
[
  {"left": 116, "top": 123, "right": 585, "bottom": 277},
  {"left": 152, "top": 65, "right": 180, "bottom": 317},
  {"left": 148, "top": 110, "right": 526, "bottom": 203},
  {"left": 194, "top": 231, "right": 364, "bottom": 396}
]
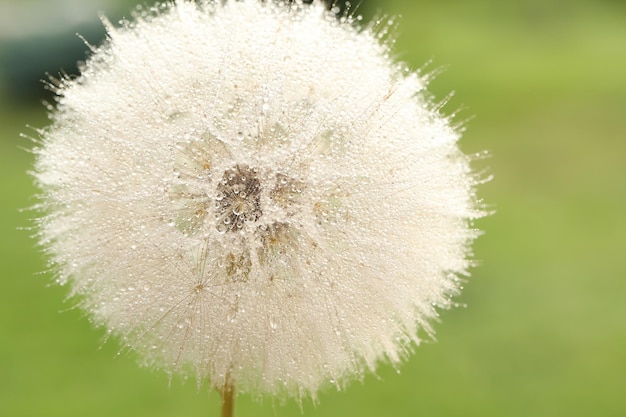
[{"left": 33, "top": 0, "right": 484, "bottom": 405}]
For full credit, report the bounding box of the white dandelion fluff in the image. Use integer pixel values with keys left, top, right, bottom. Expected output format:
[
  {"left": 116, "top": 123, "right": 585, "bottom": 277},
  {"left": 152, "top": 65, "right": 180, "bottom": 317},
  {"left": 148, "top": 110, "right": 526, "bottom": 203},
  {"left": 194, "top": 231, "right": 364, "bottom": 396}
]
[{"left": 33, "top": 0, "right": 482, "bottom": 402}]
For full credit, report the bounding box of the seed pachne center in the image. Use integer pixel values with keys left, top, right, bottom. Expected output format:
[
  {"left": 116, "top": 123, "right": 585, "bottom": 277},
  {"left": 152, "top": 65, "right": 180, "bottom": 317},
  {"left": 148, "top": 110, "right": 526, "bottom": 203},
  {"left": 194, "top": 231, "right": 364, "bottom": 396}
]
[{"left": 215, "top": 164, "right": 262, "bottom": 233}]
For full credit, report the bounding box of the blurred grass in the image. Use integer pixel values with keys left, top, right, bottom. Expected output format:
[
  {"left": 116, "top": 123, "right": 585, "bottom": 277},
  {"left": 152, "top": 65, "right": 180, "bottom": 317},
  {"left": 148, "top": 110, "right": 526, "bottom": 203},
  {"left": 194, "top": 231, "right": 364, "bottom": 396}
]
[{"left": 1, "top": 0, "right": 625, "bottom": 416}]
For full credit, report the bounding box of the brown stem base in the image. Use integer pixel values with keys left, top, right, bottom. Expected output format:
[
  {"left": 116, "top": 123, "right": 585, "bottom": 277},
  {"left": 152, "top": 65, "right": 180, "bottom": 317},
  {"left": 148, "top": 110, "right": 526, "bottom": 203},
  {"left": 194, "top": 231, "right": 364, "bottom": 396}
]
[{"left": 220, "top": 383, "right": 234, "bottom": 417}]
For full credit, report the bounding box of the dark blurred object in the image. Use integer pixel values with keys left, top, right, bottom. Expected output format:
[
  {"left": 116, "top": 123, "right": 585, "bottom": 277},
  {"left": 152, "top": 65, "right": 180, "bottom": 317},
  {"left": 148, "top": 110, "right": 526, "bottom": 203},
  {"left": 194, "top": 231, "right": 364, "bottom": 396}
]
[
  {"left": 311, "top": 0, "right": 374, "bottom": 18},
  {"left": 0, "top": 23, "right": 107, "bottom": 104}
]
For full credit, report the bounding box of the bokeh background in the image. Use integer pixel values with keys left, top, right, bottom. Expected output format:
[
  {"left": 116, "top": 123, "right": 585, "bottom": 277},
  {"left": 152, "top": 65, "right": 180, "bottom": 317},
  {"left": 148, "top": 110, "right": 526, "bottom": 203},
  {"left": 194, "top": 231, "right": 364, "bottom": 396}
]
[{"left": 1, "top": 0, "right": 625, "bottom": 416}]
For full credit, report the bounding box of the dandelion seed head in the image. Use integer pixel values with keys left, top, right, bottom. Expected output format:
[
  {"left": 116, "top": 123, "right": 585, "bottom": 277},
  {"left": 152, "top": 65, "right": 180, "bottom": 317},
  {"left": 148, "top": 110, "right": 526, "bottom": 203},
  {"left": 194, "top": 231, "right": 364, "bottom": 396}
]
[{"left": 34, "top": 0, "right": 483, "bottom": 400}]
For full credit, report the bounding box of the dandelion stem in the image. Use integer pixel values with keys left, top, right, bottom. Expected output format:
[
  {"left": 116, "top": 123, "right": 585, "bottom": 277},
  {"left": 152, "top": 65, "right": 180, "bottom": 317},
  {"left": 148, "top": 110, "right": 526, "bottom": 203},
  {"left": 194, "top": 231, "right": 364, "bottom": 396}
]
[{"left": 220, "top": 382, "right": 234, "bottom": 417}]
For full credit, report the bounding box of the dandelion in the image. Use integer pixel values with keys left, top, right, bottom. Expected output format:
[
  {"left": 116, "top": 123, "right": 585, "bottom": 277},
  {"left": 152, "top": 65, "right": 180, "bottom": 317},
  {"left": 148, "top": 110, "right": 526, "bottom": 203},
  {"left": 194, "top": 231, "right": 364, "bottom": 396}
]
[{"left": 33, "top": 0, "right": 483, "bottom": 413}]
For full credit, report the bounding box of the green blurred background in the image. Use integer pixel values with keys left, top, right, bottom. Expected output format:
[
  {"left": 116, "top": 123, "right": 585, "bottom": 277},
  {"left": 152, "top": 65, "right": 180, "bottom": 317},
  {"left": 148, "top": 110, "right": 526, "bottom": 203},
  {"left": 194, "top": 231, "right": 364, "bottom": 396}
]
[{"left": 1, "top": 0, "right": 625, "bottom": 416}]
